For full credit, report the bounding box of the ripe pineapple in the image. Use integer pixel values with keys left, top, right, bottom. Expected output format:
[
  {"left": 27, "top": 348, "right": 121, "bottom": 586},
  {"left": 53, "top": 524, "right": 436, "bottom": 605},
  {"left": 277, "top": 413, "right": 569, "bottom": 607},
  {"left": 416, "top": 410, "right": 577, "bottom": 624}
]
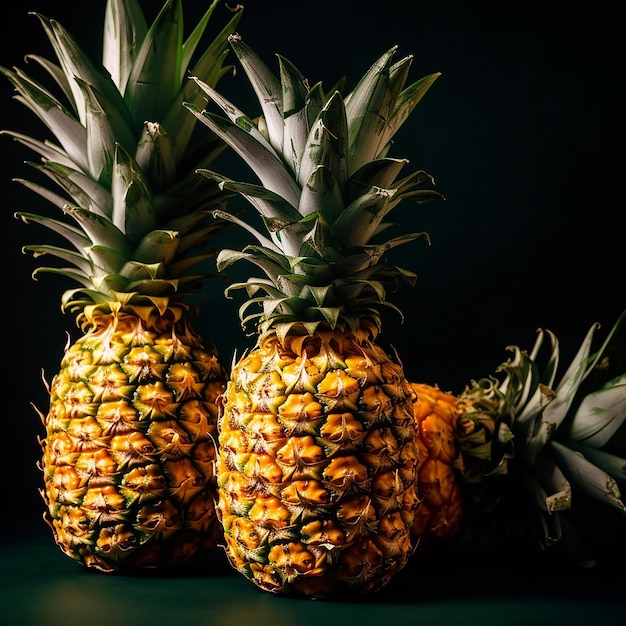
[
  {"left": 1, "top": 0, "right": 243, "bottom": 572},
  {"left": 410, "top": 382, "right": 465, "bottom": 545},
  {"left": 186, "top": 36, "right": 443, "bottom": 597},
  {"left": 410, "top": 308, "right": 626, "bottom": 566}
]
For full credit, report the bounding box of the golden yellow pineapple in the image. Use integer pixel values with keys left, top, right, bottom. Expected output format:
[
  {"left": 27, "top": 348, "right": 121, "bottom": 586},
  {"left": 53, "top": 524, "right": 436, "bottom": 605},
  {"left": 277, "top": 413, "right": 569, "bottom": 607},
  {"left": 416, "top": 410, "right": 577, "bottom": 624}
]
[
  {"left": 217, "top": 324, "right": 419, "bottom": 598},
  {"left": 2, "top": 0, "right": 243, "bottom": 572},
  {"left": 43, "top": 306, "right": 229, "bottom": 571},
  {"left": 409, "top": 309, "right": 626, "bottom": 566},
  {"left": 187, "top": 36, "right": 443, "bottom": 597},
  {"left": 410, "top": 382, "right": 464, "bottom": 546}
]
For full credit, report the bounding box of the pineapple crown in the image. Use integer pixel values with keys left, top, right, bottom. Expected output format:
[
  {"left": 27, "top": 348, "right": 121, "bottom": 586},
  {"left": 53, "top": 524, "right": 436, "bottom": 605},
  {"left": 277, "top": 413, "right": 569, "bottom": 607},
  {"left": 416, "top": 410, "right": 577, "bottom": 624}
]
[
  {"left": 1, "top": 0, "right": 243, "bottom": 321},
  {"left": 185, "top": 35, "right": 444, "bottom": 340},
  {"left": 459, "top": 308, "right": 626, "bottom": 562}
]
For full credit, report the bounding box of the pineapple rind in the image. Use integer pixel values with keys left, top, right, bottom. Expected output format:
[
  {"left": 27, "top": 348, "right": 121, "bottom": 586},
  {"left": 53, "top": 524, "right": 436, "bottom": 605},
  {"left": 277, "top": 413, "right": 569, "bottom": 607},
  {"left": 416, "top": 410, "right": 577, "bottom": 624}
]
[
  {"left": 216, "top": 328, "right": 418, "bottom": 597},
  {"left": 409, "top": 383, "right": 465, "bottom": 547},
  {"left": 41, "top": 309, "right": 228, "bottom": 572}
]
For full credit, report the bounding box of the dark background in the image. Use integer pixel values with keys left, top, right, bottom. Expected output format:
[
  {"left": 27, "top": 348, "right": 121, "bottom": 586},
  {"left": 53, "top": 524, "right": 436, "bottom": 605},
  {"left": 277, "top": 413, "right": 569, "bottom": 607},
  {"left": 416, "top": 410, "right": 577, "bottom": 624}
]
[{"left": 1, "top": 0, "right": 623, "bottom": 531}]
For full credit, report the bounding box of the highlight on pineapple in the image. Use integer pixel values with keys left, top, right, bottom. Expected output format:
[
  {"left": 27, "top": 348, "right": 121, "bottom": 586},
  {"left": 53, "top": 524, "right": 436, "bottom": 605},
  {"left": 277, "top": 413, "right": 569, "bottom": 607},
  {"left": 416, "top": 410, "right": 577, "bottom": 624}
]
[
  {"left": 186, "top": 34, "right": 444, "bottom": 598},
  {"left": 1, "top": 0, "right": 243, "bottom": 572},
  {"left": 411, "top": 308, "right": 626, "bottom": 567}
]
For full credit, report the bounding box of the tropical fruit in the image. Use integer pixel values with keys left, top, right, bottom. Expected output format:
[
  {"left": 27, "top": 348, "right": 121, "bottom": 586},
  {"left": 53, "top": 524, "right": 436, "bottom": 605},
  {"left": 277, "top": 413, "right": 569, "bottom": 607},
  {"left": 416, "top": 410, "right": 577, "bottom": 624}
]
[
  {"left": 411, "top": 309, "right": 626, "bottom": 567},
  {"left": 410, "top": 382, "right": 464, "bottom": 546},
  {"left": 186, "top": 35, "right": 443, "bottom": 597},
  {"left": 1, "top": 0, "right": 243, "bottom": 572}
]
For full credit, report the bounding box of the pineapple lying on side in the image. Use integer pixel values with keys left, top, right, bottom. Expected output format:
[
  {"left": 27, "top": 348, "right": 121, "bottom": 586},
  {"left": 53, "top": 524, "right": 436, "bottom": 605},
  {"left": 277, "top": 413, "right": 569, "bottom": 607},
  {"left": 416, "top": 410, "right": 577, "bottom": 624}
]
[
  {"left": 410, "top": 383, "right": 465, "bottom": 545},
  {"left": 1, "top": 0, "right": 243, "bottom": 572},
  {"left": 186, "top": 36, "right": 443, "bottom": 597},
  {"left": 411, "top": 308, "right": 626, "bottom": 566}
]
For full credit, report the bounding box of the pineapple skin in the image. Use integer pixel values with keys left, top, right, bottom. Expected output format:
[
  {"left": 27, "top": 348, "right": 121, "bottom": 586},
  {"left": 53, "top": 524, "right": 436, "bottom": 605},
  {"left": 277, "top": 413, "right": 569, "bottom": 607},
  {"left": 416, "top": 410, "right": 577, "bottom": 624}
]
[
  {"left": 410, "top": 383, "right": 464, "bottom": 547},
  {"left": 216, "top": 328, "right": 419, "bottom": 598},
  {"left": 409, "top": 381, "right": 507, "bottom": 549},
  {"left": 41, "top": 309, "right": 228, "bottom": 572}
]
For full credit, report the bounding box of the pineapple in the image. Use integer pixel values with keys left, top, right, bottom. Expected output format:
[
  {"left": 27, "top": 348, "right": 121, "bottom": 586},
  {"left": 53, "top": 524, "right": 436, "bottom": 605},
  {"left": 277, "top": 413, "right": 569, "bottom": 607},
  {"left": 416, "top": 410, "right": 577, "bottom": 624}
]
[
  {"left": 410, "top": 382, "right": 464, "bottom": 546},
  {"left": 186, "top": 35, "right": 443, "bottom": 597},
  {"left": 410, "top": 308, "right": 626, "bottom": 566},
  {"left": 1, "top": 0, "right": 243, "bottom": 572}
]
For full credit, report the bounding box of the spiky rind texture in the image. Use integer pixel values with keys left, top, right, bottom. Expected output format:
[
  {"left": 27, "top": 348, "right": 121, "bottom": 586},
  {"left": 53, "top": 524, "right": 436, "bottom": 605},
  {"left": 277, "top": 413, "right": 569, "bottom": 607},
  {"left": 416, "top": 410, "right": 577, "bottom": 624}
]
[
  {"left": 216, "top": 327, "right": 418, "bottom": 598},
  {"left": 41, "top": 308, "right": 228, "bottom": 572}
]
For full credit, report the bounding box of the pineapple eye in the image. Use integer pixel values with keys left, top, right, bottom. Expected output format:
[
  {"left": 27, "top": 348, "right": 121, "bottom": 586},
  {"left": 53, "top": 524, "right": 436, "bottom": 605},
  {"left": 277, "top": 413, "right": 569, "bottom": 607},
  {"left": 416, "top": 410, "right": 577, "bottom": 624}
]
[{"left": 322, "top": 456, "right": 369, "bottom": 488}]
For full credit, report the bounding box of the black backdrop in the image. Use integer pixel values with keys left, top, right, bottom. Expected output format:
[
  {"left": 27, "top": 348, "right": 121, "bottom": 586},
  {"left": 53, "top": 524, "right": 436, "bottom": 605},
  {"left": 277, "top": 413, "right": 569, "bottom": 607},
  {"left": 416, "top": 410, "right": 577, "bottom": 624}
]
[{"left": 2, "top": 0, "right": 624, "bottom": 529}]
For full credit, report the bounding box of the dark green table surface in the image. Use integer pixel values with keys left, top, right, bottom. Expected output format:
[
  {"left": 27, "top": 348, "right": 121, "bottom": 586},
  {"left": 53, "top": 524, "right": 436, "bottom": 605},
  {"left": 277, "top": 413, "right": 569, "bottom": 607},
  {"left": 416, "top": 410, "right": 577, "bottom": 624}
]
[{"left": 1, "top": 523, "right": 624, "bottom": 626}]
